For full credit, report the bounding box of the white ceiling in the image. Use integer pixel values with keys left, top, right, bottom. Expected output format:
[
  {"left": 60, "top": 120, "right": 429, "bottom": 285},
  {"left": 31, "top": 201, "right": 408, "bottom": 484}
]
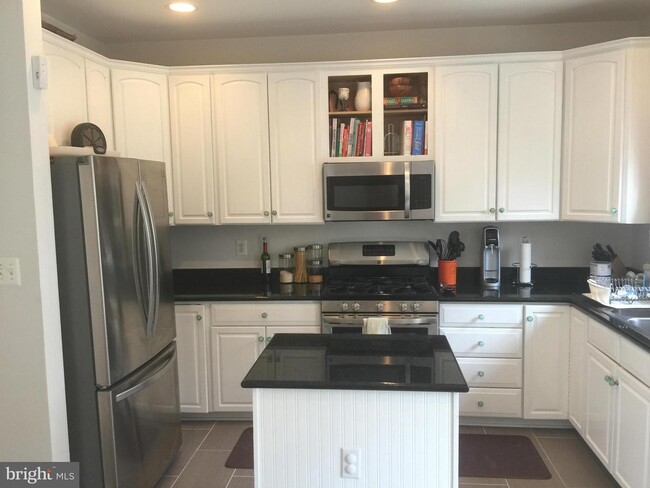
[{"left": 41, "top": 0, "right": 650, "bottom": 44}]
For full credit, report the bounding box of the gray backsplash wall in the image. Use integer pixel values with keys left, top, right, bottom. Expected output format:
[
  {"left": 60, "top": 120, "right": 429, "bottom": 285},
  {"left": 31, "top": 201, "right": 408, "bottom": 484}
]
[{"left": 171, "top": 221, "right": 650, "bottom": 270}]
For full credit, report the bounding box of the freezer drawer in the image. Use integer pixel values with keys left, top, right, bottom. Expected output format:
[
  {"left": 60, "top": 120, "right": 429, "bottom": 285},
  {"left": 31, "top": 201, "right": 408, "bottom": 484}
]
[{"left": 98, "top": 343, "right": 181, "bottom": 488}]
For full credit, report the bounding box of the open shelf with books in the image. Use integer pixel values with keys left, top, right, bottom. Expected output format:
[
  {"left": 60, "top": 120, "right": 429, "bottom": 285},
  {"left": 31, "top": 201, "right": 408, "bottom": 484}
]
[
  {"left": 328, "top": 74, "right": 372, "bottom": 158},
  {"left": 383, "top": 72, "right": 429, "bottom": 157}
]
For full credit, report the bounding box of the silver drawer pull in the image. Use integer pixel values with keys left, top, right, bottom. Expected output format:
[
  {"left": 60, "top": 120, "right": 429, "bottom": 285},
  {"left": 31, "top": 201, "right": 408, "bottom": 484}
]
[
  {"left": 477, "top": 401, "right": 484, "bottom": 407},
  {"left": 478, "top": 371, "right": 485, "bottom": 377},
  {"left": 478, "top": 314, "right": 485, "bottom": 320},
  {"left": 261, "top": 312, "right": 268, "bottom": 318},
  {"left": 478, "top": 340, "right": 485, "bottom": 347},
  {"left": 258, "top": 336, "right": 264, "bottom": 342}
]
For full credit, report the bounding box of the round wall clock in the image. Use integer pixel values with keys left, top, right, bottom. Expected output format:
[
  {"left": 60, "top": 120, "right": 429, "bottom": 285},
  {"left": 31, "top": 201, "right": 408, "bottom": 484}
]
[{"left": 71, "top": 123, "right": 107, "bottom": 155}]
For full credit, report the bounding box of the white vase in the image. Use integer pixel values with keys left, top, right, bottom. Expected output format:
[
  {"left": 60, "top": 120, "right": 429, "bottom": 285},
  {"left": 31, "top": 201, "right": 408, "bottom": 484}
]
[{"left": 355, "top": 82, "right": 371, "bottom": 111}]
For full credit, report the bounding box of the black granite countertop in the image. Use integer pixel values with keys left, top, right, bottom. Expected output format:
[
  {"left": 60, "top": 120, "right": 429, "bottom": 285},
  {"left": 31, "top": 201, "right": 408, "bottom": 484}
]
[
  {"left": 241, "top": 333, "right": 469, "bottom": 392},
  {"left": 173, "top": 267, "right": 650, "bottom": 350}
]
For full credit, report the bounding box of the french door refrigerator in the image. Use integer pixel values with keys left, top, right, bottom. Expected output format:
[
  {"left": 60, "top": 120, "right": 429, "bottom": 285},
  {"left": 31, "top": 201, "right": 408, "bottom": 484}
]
[{"left": 51, "top": 155, "right": 181, "bottom": 488}]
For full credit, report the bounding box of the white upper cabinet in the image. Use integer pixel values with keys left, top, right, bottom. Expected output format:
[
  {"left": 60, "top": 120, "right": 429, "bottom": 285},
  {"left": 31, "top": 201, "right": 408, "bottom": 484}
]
[
  {"left": 497, "top": 62, "right": 562, "bottom": 221},
  {"left": 111, "top": 68, "right": 174, "bottom": 221},
  {"left": 268, "top": 71, "right": 323, "bottom": 224},
  {"left": 435, "top": 64, "right": 498, "bottom": 222},
  {"left": 213, "top": 71, "right": 323, "bottom": 225},
  {"left": 169, "top": 75, "right": 216, "bottom": 224},
  {"left": 562, "top": 44, "right": 650, "bottom": 223},
  {"left": 213, "top": 73, "right": 271, "bottom": 224},
  {"left": 44, "top": 42, "right": 88, "bottom": 147},
  {"left": 84, "top": 59, "right": 114, "bottom": 151}
]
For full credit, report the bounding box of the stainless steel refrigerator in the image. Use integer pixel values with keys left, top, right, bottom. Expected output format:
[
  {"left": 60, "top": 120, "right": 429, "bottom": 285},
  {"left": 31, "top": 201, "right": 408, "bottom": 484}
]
[{"left": 51, "top": 155, "right": 181, "bottom": 488}]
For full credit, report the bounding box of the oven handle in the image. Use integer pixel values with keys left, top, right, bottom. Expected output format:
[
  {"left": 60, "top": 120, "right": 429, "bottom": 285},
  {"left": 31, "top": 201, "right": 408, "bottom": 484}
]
[{"left": 322, "top": 317, "right": 438, "bottom": 326}]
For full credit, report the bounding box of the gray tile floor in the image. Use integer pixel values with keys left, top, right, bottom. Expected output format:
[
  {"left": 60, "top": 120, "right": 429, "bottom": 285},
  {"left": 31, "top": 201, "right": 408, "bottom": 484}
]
[{"left": 156, "top": 421, "right": 620, "bottom": 488}]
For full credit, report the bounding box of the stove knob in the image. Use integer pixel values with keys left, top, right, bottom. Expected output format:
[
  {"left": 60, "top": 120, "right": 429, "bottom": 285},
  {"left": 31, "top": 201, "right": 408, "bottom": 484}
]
[
  {"left": 412, "top": 303, "right": 421, "bottom": 312},
  {"left": 400, "top": 302, "right": 408, "bottom": 312},
  {"left": 376, "top": 303, "right": 385, "bottom": 312},
  {"left": 340, "top": 302, "right": 349, "bottom": 312},
  {"left": 352, "top": 302, "right": 361, "bottom": 312}
]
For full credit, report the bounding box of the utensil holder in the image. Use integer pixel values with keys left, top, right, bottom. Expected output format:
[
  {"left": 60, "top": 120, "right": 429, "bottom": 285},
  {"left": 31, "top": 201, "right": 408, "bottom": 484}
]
[
  {"left": 512, "top": 262, "right": 537, "bottom": 287},
  {"left": 439, "top": 260, "right": 457, "bottom": 288}
]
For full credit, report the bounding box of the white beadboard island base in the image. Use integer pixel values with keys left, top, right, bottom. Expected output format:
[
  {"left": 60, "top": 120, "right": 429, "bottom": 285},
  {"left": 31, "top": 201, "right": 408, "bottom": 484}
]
[{"left": 252, "top": 388, "right": 460, "bottom": 488}]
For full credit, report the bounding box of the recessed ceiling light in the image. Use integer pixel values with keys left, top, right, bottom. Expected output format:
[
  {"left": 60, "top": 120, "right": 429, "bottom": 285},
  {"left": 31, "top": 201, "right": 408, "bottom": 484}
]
[
  {"left": 373, "top": 0, "right": 399, "bottom": 3},
  {"left": 169, "top": 3, "right": 196, "bottom": 13}
]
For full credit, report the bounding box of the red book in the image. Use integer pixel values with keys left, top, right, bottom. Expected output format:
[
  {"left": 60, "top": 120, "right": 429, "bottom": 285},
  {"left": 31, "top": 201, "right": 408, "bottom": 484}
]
[
  {"left": 355, "top": 121, "right": 365, "bottom": 156},
  {"left": 341, "top": 126, "right": 350, "bottom": 157},
  {"left": 363, "top": 120, "right": 372, "bottom": 156}
]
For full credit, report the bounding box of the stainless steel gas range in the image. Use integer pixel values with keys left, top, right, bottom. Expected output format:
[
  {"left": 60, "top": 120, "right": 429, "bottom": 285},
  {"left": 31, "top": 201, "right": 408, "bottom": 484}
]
[{"left": 321, "top": 242, "right": 439, "bottom": 335}]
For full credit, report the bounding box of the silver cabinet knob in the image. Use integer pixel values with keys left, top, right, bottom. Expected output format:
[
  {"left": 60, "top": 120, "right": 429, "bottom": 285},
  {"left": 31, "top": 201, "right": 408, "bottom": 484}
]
[
  {"left": 266, "top": 336, "right": 272, "bottom": 342},
  {"left": 207, "top": 211, "right": 213, "bottom": 217},
  {"left": 478, "top": 371, "right": 485, "bottom": 377},
  {"left": 196, "top": 314, "right": 203, "bottom": 321},
  {"left": 261, "top": 312, "right": 268, "bottom": 318},
  {"left": 478, "top": 401, "right": 484, "bottom": 407},
  {"left": 527, "top": 316, "right": 534, "bottom": 322},
  {"left": 478, "top": 340, "right": 485, "bottom": 347},
  {"left": 604, "top": 375, "right": 619, "bottom": 386},
  {"left": 258, "top": 336, "right": 264, "bottom": 342},
  {"left": 611, "top": 208, "right": 618, "bottom": 214},
  {"left": 264, "top": 211, "right": 270, "bottom": 216},
  {"left": 489, "top": 208, "right": 496, "bottom": 214},
  {"left": 498, "top": 207, "right": 505, "bottom": 213},
  {"left": 271, "top": 210, "right": 277, "bottom": 216},
  {"left": 478, "top": 314, "right": 485, "bottom": 320},
  {"left": 168, "top": 211, "right": 174, "bottom": 217}
]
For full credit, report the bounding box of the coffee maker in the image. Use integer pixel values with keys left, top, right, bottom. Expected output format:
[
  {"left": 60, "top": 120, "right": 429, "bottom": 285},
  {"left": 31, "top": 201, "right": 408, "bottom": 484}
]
[{"left": 481, "top": 226, "right": 500, "bottom": 288}]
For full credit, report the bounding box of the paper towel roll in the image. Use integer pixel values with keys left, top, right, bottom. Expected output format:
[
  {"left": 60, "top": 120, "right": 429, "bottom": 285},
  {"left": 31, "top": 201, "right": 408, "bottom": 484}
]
[{"left": 520, "top": 237, "right": 532, "bottom": 283}]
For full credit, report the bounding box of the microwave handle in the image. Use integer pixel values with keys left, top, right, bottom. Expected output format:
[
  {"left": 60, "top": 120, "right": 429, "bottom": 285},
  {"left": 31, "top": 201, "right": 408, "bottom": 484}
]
[{"left": 404, "top": 161, "right": 411, "bottom": 219}]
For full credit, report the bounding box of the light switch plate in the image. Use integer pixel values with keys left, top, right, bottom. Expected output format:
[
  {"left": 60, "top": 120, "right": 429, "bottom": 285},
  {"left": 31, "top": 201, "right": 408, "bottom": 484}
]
[
  {"left": 0, "top": 257, "right": 21, "bottom": 286},
  {"left": 236, "top": 240, "right": 248, "bottom": 256}
]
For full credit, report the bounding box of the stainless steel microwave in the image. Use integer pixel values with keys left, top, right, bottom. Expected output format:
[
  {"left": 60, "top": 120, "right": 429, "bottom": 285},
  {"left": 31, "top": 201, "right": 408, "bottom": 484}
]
[{"left": 323, "top": 161, "right": 435, "bottom": 221}]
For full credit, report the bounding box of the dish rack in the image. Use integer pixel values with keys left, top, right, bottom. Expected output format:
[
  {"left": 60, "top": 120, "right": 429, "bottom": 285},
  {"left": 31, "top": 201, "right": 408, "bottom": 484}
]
[{"left": 588, "top": 278, "right": 650, "bottom": 306}]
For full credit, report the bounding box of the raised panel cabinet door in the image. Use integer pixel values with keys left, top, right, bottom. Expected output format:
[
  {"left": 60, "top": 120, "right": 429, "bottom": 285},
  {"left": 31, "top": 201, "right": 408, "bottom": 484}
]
[
  {"left": 44, "top": 41, "right": 88, "bottom": 147},
  {"left": 568, "top": 308, "right": 589, "bottom": 434},
  {"left": 111, "top": 68, "right": 174, "bottom": 222},
  {"left": 213, "top": 73, "right": 271, "bottom": 224},
  {"left": 210, "top": 326, "right": 265, "bottom": 412},
  {"left": 612, "top": 368, "right": 650, "bottom": 488},
  {"left": 435, "top": 64, "right": 498, "bottom": 222},
  {"left": 523, "top": 305, "right": 570, "bottom": 419},
  {"left": 84, "top": 59, "right": 114, "bottom": 151},
  {"left": 169, "top": 75, "right": 216, "bottom": 224},
  {"left": 268, "top": 72, "right": 323, "bottom": 223},
  {"left": 497, "top": 62, "right": 562, "bottom": 221},
  {"left": 175, "top": 304, "right": 209, "bottom": 413},
  {"left": 562, "top": 50, "right": 625, "bottom": 222},
  {"left": 584, "top": 344, "right": 617, "bottom": 468}
]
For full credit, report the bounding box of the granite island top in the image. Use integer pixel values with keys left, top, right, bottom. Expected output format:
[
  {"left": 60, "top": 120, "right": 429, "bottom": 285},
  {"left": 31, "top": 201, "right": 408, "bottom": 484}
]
[
  {"left": 174, "top": 267, "right": 650, "bottom": 350},
  {"left": 241, "top": 333, "right": 469, "bottom": 392}
]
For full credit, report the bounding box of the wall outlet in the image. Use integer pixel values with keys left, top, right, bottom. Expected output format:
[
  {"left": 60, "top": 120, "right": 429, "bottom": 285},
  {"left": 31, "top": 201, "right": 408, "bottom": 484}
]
[
  {"left": 0, "top": 257, "right": 21, "bottom": 286},
  {"left": 341, "top": 448, "right": 360, "bottom": 479},
  {"left": 236, "top": 240, "right": 248, "bottom": 256}
]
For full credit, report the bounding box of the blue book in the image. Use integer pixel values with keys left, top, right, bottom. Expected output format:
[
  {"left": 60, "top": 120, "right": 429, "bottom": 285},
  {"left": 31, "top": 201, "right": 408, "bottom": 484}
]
[{"left": 412, "top": 120, "right": 425, "bottom": 155}]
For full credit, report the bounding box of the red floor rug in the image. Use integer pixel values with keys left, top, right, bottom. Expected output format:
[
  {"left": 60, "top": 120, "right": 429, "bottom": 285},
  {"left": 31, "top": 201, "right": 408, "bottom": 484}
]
[{"left": 226, "top": 429, "right": 551, "bottom": 480}]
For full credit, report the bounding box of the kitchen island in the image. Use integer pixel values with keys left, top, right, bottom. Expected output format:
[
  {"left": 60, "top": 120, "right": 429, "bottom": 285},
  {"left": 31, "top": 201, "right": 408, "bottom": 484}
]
[{"left": 242, "top": 333, "right": 468, "bottom": 488}]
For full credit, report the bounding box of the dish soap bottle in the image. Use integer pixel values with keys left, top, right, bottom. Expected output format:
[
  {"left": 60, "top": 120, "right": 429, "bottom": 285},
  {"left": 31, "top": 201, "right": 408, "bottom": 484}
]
[{"left": 261, "top": 237, "right": 271, "bottom": 282}]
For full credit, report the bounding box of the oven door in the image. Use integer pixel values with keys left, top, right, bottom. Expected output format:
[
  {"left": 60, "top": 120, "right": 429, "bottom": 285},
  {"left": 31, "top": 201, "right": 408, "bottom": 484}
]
[{"left": 322, "top": 314, "right": 438, "bottom": 335}]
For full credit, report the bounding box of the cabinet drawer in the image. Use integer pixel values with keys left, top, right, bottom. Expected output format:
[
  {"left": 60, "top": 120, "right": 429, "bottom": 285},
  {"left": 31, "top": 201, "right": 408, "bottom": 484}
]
[
  {"left": 619, "top": 336, "right": 650, "bottom": 387},
  {"left": 441, "top": 327, "right": 523, "bottom": 357},
  {"left": 457, "top": 358, "right": 522, "bottom": 388},
  {"left": 460, "top": 388, "right": 523, "bottom": 417},
  {"left": 210, "top": 302, "right": 321, "bottom": 326},
  {"left": 440, "top": 304, "right": 522, "bottom": 327},
  {"left": 587, "top": 318, "right": 620, "bottom": 362}
]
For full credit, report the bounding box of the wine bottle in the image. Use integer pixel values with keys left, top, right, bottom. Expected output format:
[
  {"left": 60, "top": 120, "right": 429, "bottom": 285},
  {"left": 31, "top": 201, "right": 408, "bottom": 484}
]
[{"left": 261, "top": 237, "right": 271, "bottom": 281}]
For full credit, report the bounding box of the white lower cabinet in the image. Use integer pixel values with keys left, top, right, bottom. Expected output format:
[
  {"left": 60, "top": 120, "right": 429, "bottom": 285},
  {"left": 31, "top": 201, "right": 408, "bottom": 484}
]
[
  {"left": 175, "top": 304, "right": 210, "bottom": 413},
  {"left": 209, "top": 302, "right": 321, "bottom": 412},
  {"left": 440, "top": 303, "right": 523, "bottom": 417},
  {"left": 580, "top": 317, "right": 650, "bottom": 488},
  {"left": 523, "top": 304, "right": 570, "bottom": 420}
]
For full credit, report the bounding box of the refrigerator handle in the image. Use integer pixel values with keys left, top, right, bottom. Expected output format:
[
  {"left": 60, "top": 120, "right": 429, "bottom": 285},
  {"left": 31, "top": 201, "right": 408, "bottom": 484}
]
[
  {"left": 115, "top": 346, "right": 177, "bottom": 403},
  {"left": 141, "top": 181, "right": 160, "bottom": 339},
  {"left": 135, "top": 182, "right": 156, "bottom": 338}
]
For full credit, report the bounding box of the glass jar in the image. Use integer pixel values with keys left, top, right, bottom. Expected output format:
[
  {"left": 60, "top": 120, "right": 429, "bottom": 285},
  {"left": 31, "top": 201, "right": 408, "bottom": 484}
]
[
  {"left": 308, "top": 259, "right": 324, "bottom": 284},
  {"left": 278, "top": 253, "right": 294, "bottom": 283},
  {"left": 293, "top": 247, "right": 308, "bottom": 283},
  {"left": 307, "top": 244, "right": 323, "bottom": 263}
]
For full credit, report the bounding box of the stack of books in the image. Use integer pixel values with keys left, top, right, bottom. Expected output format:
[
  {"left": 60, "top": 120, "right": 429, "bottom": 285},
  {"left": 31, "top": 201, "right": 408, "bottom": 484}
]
[
  {"left": 399, "top": 119, "right": 428, "bottom": 156},
  {"left": 330, "top": 117, "right": 372, "bottom": 157},
  {"left": 383, "top": 96, "right": 427, "bottom": 110}
]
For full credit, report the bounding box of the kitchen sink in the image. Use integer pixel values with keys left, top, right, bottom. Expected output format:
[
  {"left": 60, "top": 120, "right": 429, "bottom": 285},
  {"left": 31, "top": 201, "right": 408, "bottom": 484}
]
[{"left": 604, "top": 308, "right": 650, "bottom": 333}]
